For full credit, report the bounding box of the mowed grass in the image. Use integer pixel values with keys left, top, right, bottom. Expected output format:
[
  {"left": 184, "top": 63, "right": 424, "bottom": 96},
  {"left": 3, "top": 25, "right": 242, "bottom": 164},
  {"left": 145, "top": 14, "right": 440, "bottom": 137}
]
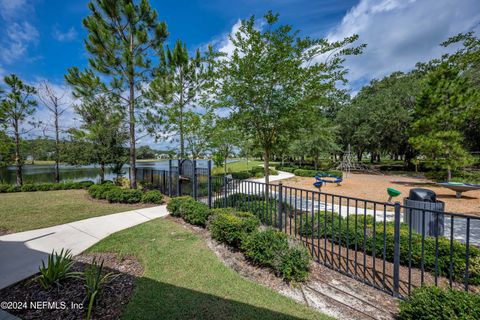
[
  {"left": 0, "top": 190, "right": 147, "bottom": 233},
  {"left": 212, "top": 159, "right": 280, "bottom": 175},
  {"left": 88, "top": 218, "right": 330, "bottom": 320}
]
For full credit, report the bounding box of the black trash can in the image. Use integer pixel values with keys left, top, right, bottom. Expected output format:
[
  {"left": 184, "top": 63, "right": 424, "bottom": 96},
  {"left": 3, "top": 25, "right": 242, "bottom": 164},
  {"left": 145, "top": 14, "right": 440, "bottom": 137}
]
[{"left": 403, "top": 188, "right": 445, "bottom": 237}]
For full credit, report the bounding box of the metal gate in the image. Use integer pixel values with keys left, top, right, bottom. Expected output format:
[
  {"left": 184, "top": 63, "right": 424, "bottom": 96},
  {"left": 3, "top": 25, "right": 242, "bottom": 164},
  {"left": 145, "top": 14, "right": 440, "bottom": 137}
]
[{"left": 178, "top": 159, "right": 194, "bottom": 196}]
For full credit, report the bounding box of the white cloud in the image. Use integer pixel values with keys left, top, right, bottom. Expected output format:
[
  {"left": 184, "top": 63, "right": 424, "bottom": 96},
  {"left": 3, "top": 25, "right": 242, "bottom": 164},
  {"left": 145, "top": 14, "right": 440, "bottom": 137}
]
[
  {"left": 0, "top": 0, "right": 27, "bottom": 21},
  {"left": 0, "top": 21, "right": 39, "bottom": 64},
  {"left": 217, "top": 20, "right": 242, "bottom": 57},
  {"left": 52, "top": 25, "right": 78, "bottom": 42},
  {"left": 326, "top": 0, "right": 480, "bottom": 89}
]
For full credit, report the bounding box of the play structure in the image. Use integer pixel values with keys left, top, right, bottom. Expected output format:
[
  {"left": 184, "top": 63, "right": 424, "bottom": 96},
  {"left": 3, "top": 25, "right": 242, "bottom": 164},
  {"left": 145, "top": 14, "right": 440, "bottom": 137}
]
[
  {"left": 337, "top": 144, "right": 383, "bottom": 176},
  {"left": 313, "top": 172, "right": 343, "bottom": 190},
  {"left": 387, "top": 187, "right": 401, "bottom": 203},
  {"left": 436, "top": 182, "right": 480, "bottom": 199}
]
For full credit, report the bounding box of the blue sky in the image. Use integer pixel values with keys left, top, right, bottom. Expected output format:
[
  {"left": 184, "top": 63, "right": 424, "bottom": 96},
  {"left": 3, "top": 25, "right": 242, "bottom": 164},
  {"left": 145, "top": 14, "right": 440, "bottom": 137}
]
[{"left": 0, "top": 0, "right": 479, "bottom": 148}]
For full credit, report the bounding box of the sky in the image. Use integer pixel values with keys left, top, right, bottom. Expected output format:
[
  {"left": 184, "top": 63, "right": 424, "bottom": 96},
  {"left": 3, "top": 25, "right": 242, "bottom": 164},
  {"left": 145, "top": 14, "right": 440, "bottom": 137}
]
[{"left": 0, "top": 0, "right": 479, "bottom": 148}]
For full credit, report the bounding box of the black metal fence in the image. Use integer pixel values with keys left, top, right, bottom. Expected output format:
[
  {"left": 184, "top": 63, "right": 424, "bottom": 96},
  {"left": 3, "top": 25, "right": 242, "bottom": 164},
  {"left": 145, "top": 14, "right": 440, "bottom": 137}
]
[{"left": 137, "top": 162, "right": 480, "bottom": 298}]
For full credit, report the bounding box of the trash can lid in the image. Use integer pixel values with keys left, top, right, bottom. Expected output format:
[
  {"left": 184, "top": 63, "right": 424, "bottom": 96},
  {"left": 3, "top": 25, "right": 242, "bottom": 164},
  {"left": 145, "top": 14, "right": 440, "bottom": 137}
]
[{"left": 409, "top": 188, "right": 437, "bottom": 202}]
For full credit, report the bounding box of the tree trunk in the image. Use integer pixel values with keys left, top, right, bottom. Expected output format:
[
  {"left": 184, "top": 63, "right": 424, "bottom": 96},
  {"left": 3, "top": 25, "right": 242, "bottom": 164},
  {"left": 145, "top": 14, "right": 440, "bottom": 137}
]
[
  {"left": 54, "top": 106, "right": 60, "bottom": 183},
  {"left": 264, "top": 148, "right": 270, "bottom": 198},
  {"left": 128, "top": 33, "right": 137, "bottom": 189},
  {"left": 447, "top": 167, "right": 452, "bottom": 181},
  {"left": 224, "top": 152, "right": 227, "bottom": 175},
  {"left": 99, "top": 162, "right": 105, "bottom": 184},
  {"left": 14, "top": 119, "right": 23, "bottom": 186}
]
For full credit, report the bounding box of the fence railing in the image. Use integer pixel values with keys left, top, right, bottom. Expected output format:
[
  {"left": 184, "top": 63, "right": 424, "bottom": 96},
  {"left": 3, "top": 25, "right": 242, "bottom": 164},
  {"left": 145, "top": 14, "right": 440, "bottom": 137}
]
[{"left": 137, "top": 164, "right": 480, "bottom": 298}]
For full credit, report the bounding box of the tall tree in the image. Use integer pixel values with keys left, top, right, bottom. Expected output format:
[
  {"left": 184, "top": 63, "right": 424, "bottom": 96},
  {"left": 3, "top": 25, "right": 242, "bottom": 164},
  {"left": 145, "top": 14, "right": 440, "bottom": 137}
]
[
  {"left": 37, "top": 81, "right": 69, "bottom": 183},
  {"left": 217, "top": 12, "right": 363, "bottom": 185},
  {"left": 66, "top": 0, "right": 168, "bottom": 188},
  {"left": 210, "top": 118, "right": 241, "bottom": 174},
  {"left": 0, "top": 74, "right": 38, "bottom": 185},
  {"left": 70, "top": 95, "right": 128, "bottom": 183},
  {"left": 183, "top": 110, "right": 214, "bottom": 159},
  {"left": 149, "top": 40, "right": 217, "bottom": 158},
  {"left": 410, "top": 63, "right": 477, "bottom": 179}
]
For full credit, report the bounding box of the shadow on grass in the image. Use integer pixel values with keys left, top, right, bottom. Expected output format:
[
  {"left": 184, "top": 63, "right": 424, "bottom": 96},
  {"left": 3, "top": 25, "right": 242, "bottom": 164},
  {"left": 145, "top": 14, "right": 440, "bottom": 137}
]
[{"left": 123, "top": 277, "right": 309, "bottom": 320}]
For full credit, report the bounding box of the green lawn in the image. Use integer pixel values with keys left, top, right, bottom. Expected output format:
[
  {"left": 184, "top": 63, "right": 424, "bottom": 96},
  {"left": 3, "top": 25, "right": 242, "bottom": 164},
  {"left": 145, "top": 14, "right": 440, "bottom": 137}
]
[
  {"left": 0, "top": 190, "right": 147, "bottom": 233},
  {"left": 88, "top": 218, "right": 330, "bottom": 320},
  {"left": 213, "top": 159, "right": 279, "bottom": 175}
]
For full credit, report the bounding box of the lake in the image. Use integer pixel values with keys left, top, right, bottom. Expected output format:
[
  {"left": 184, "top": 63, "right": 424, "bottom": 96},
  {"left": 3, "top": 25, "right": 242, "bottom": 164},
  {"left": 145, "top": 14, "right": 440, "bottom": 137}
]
[{"left": 0, "top": 160, "right": 218, "bottom": 184}]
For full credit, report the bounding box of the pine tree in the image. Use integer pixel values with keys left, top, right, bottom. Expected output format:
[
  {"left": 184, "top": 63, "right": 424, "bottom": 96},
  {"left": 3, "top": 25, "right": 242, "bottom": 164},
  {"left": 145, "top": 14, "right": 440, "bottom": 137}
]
[
  {"left": 0, "top": 74, "right": 38, "bottom": 185},
  {"left": 66, "top": 0, "right": 168, "bottom": 188}
]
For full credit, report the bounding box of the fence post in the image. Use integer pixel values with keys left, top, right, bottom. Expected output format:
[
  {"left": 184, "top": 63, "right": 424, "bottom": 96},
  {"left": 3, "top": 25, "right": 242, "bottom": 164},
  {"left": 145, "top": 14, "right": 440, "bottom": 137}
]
[
  {"left": 208, "top": 160, "right": 212, "bottom": 208},
  {"left": 223, "top": 175, "right": 228, "bottom": 208},
  {"left": 193, "top": 160, "right": 197, "bottom": 200},
  {"left": 177, "top": 159, "right": 181, "bottom": 196},
  {"left": 278, "top": 183, "right": 283, "bottom": 230},
  {"left": 393, "top": 202, "right": 401, "bottom": 297},
  {"left": 168, "top": 160, "right": 172, "bottom": 197}
]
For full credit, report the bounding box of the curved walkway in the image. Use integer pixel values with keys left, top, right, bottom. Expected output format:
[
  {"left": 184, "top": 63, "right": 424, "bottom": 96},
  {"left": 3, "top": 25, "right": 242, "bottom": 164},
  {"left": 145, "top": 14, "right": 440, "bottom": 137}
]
[
  {"left": 248, "top": 170, "right": 295, "bottom": 183},
  {"left": 0, "top": 206, "right": 168, "bottom": 290}
]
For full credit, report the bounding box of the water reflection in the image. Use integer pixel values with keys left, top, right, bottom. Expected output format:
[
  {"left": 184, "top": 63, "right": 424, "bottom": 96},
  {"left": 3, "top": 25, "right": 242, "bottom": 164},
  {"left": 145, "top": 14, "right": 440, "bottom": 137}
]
[{"left": 0, "top": 160, "right": 216, "bottom": 184}]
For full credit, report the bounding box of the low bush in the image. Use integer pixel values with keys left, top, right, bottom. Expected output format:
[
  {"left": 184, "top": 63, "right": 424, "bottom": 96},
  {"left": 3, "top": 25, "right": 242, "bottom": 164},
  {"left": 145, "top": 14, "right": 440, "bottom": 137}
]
[
  {"left": 88, "top": 184, "right": 116, "bottom": 200},
  {"left": 166, "top": 196, "right": 196, "bottom": 217},
  {"left": 293, "top": 169, "right": 343, "bottom": 178},
  {"left": 296, "top": 211, "right": 480, "bottom": 284},
  {"left": 180, "top": 201, "right": 211, "bottom": 227},
  {"left": 141, "top": 190, "right": 163, "bottom": 204},
  {"left": 105, "top": 188, "right": 143, "bottom": 204},
  {"left": 208, "top": 208, "right": 260, "bottom": 247},
  {"left": 398, "top": 286, "right": 480, "bottom": 320},
  {"left": 241, "top": 228, "right": 310, "bottom": 281},
  {"left": 0, "top": 181, "right": 95, "bottom": 193}
]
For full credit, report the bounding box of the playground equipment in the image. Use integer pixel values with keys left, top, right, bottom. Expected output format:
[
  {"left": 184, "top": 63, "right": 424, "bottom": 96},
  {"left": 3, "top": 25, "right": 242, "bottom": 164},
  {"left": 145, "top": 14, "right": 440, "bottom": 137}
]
[
  {"left": 337, "top": 144, "right": 383, "bottom": 176},
  {"left": 313, "top": 172, "right": 343, "bottom": 190},
  {"left": 387, "top": 187, "right": 401, "bottom": 203},
  {"left": 436, "top": 182, "right": 480, "bottom": 198}
]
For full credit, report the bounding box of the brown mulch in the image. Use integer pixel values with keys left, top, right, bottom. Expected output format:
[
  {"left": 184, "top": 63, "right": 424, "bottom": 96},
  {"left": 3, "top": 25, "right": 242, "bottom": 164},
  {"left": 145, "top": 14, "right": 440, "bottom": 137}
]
[
  {"left": 272, "top": 173, "right": 480, "bottom": 215},
  {"left": 0, "top": 252, "right": 143, "bottom": 320}
]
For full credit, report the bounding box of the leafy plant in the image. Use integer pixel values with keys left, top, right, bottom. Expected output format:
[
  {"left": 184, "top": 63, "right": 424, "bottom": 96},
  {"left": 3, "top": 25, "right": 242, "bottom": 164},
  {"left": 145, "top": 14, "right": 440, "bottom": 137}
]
[
  {"left": 105, "top": 188, "right": 143, "bottom": 204},
  {"left": 141, "top": 190, "right": 164, "bottom": 204},
  {"left": 166, "top": 196, "right": 196, "bottom": 217},
  {"left": 84, "top": 257, "right": 117, "bottom": 320},
  {"left": 208, "top": 209, "right": 260, "bottom": 247},
  {"left": 36, "top": 249, "right": 78, "bottom": 289},
  {"left": 399, "top": 286, "right": 480, "bottom": 320}
]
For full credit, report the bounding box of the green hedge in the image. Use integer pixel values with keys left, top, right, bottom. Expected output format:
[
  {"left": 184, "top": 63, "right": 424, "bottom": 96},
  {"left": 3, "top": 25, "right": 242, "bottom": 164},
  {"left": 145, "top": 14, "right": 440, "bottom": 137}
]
[
  {"left": 166, "top": 196, "right": 211, "bottom": 226},
  {"left": 87, "top": 183, "right": 164, "bottom": 204},
  {"left": 293, "top": 169, "right": 343, "bottom": 178},
  {"left": 0, "top": 181, "right": 94, "bottom": 193},
  {"left": 399, "top": 286, "right": 480, "bottom": 320},
  {"left": 141, "top": 190, "right": 163, "bottom": 204},
  {"left": 241, "top": 228, "right": 310, "bottom": 282},
  {"left": 296, "top": 211, "right": 480, "bottom": 284},
  {"left": 208, "top": 208, "right": 260, "bottom": 247}
]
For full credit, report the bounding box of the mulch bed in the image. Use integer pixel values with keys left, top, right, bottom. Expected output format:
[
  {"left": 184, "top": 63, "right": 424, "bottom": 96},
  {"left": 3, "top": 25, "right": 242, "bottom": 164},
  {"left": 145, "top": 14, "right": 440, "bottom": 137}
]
[{"left": 0, "top": 252, "right": 143, "bottom": 320}]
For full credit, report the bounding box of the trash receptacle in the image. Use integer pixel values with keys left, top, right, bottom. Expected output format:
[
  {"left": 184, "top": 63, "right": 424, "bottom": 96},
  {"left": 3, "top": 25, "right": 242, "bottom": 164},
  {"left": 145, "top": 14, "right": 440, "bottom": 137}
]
[{"left": 403, "top": 188, "right": 445, "bottom": 237}]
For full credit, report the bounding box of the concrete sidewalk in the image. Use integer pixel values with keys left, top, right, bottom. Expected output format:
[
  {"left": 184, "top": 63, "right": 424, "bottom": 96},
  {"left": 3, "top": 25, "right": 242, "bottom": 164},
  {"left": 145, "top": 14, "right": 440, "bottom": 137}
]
[{"left": 0, "top": 205, "right": 168, "bottom": 290}]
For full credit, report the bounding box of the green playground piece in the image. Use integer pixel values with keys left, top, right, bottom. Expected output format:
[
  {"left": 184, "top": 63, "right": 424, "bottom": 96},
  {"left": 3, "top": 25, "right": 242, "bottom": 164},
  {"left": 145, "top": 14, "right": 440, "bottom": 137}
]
[{"left": 387, "top": 187, "right": 401, "bottom": 203}]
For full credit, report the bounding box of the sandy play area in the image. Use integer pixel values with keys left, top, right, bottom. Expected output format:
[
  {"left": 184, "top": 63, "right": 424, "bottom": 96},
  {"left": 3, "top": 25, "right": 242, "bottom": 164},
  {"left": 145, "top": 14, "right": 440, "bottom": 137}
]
[{"left": 274, "top": 173, "right": 480, "bottom": 216}]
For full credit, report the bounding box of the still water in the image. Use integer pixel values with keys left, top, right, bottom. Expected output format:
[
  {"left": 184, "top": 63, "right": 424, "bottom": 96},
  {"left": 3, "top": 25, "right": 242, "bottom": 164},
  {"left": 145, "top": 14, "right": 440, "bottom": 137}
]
[{"left": 0, "top": 160, "right": 216, "bottom": 184}]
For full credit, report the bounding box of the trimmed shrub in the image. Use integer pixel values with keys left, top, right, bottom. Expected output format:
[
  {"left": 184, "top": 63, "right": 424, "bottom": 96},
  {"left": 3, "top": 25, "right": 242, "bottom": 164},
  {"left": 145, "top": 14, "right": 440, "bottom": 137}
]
[
  {"left": 399, "top": 286, "right": 480, "bottom": 320},
  {"left": 180, "top": 201, "right": 211, "bottom": 227},
  {"left": 279, "top": 244, "right": 311, "bottom": 282},
  {"left": 0, "top": 181, "right": 95, "bottom": 193},
  {"left": 105, "top": 188, "right": 143, "bottom": 204},
  {"left": 293, "top": 169, "right": 343, "bottom": 178},
  {"left": 88, "top": 184, "right": 116, "bottom": 200},
  {"left": 241, "top": 228, "right": 310, "bottom": 281},
  {"left": 208, "top": 209, "right": 260, "bottom": 247},
  {"left": 141, "top": 190, "right": 164, "bottom": 204},
  {"left": 166, "top": 196, "right": 195, "bottom": 217},
  {"left": 241, "top": 228, "right": 289, "bottom": 267}
]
